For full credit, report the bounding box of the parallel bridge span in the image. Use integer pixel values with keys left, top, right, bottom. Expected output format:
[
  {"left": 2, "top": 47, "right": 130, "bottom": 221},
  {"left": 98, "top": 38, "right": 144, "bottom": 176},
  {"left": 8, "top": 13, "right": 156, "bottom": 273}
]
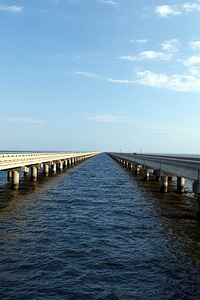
[
  {"left": 108, "top": 152, "right": 200, "bottom": 219},
  {"left": 0, "top": 152, "right": 99, "bottom": 189}
]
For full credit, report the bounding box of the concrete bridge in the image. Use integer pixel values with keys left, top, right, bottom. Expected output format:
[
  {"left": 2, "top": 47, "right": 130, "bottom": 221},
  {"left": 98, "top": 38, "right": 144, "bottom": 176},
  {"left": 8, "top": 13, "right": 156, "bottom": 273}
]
[
  {"left": 2, "top": 151, "right": 200, "bottom": 219},
  {"left": 0, "top": 152, "right": 99, "bottom": 189},
  {"left": 108, "top": 152, "right": 200, "bottom": 219}
]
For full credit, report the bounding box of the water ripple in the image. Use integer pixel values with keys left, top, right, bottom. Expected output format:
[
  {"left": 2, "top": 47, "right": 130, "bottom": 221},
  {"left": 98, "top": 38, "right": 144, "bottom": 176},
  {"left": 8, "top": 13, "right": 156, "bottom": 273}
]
[{"left": 1, "top": 154, "right": 200, "bottom": 299}]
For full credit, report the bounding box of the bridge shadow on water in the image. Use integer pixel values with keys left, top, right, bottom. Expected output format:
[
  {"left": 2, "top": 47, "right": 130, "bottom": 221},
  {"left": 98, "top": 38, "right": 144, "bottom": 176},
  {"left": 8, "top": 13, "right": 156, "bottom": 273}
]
[
  {"left": 125, "top": 169, "right": 197, "bottom": 221},
  {"left": 0, "top": 163, "right": 85, "bottom": 214}
]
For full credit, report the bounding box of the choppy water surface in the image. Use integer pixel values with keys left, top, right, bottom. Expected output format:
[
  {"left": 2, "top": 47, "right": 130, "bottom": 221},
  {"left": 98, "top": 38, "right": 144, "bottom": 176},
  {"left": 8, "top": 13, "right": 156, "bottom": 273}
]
[{"left": 1, "top": 153, "right": 200, "bottom": 299}]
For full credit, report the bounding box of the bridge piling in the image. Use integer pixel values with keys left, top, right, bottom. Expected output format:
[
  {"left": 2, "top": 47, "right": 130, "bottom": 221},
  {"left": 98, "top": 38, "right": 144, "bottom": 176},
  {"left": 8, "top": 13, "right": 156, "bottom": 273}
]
[
  {"left": 43, "top": 164, "right": 49, "bottom": 177},
  {"left": 177, "top": 177, "right": 185, "bottom": 193},
  {"left": 144, "top": 168, "right": 150, "bottom": 181},
  {"left": 24, "top": 167, "right": 29, "bottom": 176},
  {"left": 135, "top": 165, "right": 141, "bottom": 175},
  {"left": 31, "top": 166, "right": 38, "bottom": 182},
  {"left": 58, "top": 161, "right": 64, "bottom": 170},
  {"left": 160, "top": 176, "right": 168, "bottom": 193},
  {"left": 193, "top": 181, "right": 200, "bottom": 220},
  {"left": 11, "top": 171, "right": 19, "bottom": 190},
  {"left": 7, "top": 171, "right": 12, "bottom": 181},
  {"left": 52, "top": 163, "right": 57, "bottom": 173}
]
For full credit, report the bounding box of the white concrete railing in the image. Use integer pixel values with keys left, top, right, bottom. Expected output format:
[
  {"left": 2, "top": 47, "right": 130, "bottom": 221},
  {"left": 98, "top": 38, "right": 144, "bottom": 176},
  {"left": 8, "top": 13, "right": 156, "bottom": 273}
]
[{"left": 0, "top": 152, "right": 98, "bottom": 171}]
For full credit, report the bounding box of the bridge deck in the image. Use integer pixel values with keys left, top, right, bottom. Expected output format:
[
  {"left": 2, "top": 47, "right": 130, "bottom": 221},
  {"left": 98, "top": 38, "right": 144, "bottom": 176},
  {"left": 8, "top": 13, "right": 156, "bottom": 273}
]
[
  {"left": 109, "top": 153, "right": 200, "bottom": 182},
  {"left": 0, "top": 152, "right": 98, "bottom": 171}
]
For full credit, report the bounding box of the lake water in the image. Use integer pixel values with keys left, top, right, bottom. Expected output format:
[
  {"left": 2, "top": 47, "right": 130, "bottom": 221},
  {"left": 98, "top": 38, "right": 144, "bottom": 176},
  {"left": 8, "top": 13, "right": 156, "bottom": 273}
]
[{"left": 1, "top": 153, "right": 200, "bottom": 299}]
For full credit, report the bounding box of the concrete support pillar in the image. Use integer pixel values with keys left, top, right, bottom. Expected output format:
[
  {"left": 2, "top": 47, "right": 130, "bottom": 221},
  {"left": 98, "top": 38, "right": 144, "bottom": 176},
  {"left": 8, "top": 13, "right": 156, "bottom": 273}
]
[
  {"left": 177, "top": 177, "right": 185, "bottom": 193},
  {"left": 7, "top": 171, "right": 12, "bottom": 181},
  {"left": 24, "top": 167, "right": 29, "bottom": 176},
  {"left": 160, "top": 176, "right": 168, "bottom": 193},
  {"left": 43, "top": 164, "right": 49, "bottom": 177},
  {"left": 144, "top": 168, "right": 150, "bottom": 181},
  {"left": 128, "top": 163, "right": 132, "bottom": 170},
  {"left": 156, "top": 175, "right": 160, "bottom": 182},
  {"left": 193, "top": 181, "right": 200, "bottom": 220},
  {"left": 68, "top": 159, "right": 72, "bottom": 166},
  {"left": 64, "top": 160, "right": 68, "bottom": 168},
  {"left": 31, "top": 166, "right": 38, "bottom": 181},
  {"left": 52, "top": 163, "right": 57, "bottom": 173},
  {"left": 135, "top": 165, "right": 141, "bottom": 175},
  {"left": 154, "top": 170, "right": 160, "bottom": 181},
  {"left": 11, "top": 171, "right": 19, "bottom": 189},
  {"left": 59, "top": 161, "right": 63, "bottom": 170}
]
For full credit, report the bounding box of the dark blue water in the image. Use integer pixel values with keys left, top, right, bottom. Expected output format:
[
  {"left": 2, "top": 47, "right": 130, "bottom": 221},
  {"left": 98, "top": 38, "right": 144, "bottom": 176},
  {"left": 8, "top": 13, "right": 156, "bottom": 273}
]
[{"left": 1, "top": 153, "right": 200, "bottom": 299}]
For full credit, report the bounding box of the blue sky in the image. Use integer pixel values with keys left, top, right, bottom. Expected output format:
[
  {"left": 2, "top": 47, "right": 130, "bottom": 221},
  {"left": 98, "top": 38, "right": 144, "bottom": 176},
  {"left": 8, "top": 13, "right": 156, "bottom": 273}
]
[{"left": 1, "top": 0, "right": 200, "bottom": 153}]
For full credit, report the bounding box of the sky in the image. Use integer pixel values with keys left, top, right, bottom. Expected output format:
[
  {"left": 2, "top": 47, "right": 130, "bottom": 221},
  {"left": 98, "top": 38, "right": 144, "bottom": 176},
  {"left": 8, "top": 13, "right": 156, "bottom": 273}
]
[{"left": 1, "top": 0, "right": 200, "bottom": 153}]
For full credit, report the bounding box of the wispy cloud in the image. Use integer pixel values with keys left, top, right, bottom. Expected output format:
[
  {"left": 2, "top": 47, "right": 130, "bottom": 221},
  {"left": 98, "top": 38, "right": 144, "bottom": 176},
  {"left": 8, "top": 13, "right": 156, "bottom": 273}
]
[
  {"left": 3, "top": 118, "right": 44, "bottom": 124},
  {"left": 74, "top": 71, "right": 101, "bottom": 78},
  {"left": 189, "top": 41, "right": 200, "bottom": 50},
  {"left": 135, "top": 70, "right": 200, "bottom": 92},
  {"left": 188, "top": 66, "right": 200, "bottom": 76},
  {"left": 119, "top": 50, "right": 173, "bottom": 62},
  {"left": 155, "top": 2, "right": 200, "bottom": 18},
  {"left": 87, "top": 114, "right": 129, "bottom": 123},
  {"left": 182, "top": 2, "right": 200, "bottom": 12},
  {"left": 130, "top": 39, "right": 148, "bottom": 44},
  {"left": 0, "top": 5, "right": 23, "bottom": 13},
  {"left": 155, "top": 5, "right": 181, "bottom": 18},
  {"left": 161, "top": 39, "right": 180, "bottom": 53},
  {"left": 108, "top": 69, "right": 200, "bottom": 92},
  {"left": 182, "top": 54, "right": 200, "bottom": 66},
  {"left": 108, "top": 78, "right": 134, "bottom": 84},
  {"left": 99, "top": 0, "right": 117, "bottom": 6},
  {"left": 119, "top": 39, "right": 178, "bottom": 64}
]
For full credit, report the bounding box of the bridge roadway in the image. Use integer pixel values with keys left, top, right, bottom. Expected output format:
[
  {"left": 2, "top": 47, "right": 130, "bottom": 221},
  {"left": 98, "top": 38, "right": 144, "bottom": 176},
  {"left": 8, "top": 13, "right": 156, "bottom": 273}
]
[
  {"left": 0, "top": 152, "right": 99, "bottom": 189},
  {"left": 108, "top": 152, "right": 200, "bottom": 219}
]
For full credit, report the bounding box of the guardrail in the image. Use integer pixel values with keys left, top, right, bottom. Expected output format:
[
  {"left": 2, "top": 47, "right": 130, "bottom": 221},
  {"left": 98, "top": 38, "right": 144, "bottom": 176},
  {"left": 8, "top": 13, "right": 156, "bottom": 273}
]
[{"left": 0, "top": 152, "right": 99, "bottom": 189}]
